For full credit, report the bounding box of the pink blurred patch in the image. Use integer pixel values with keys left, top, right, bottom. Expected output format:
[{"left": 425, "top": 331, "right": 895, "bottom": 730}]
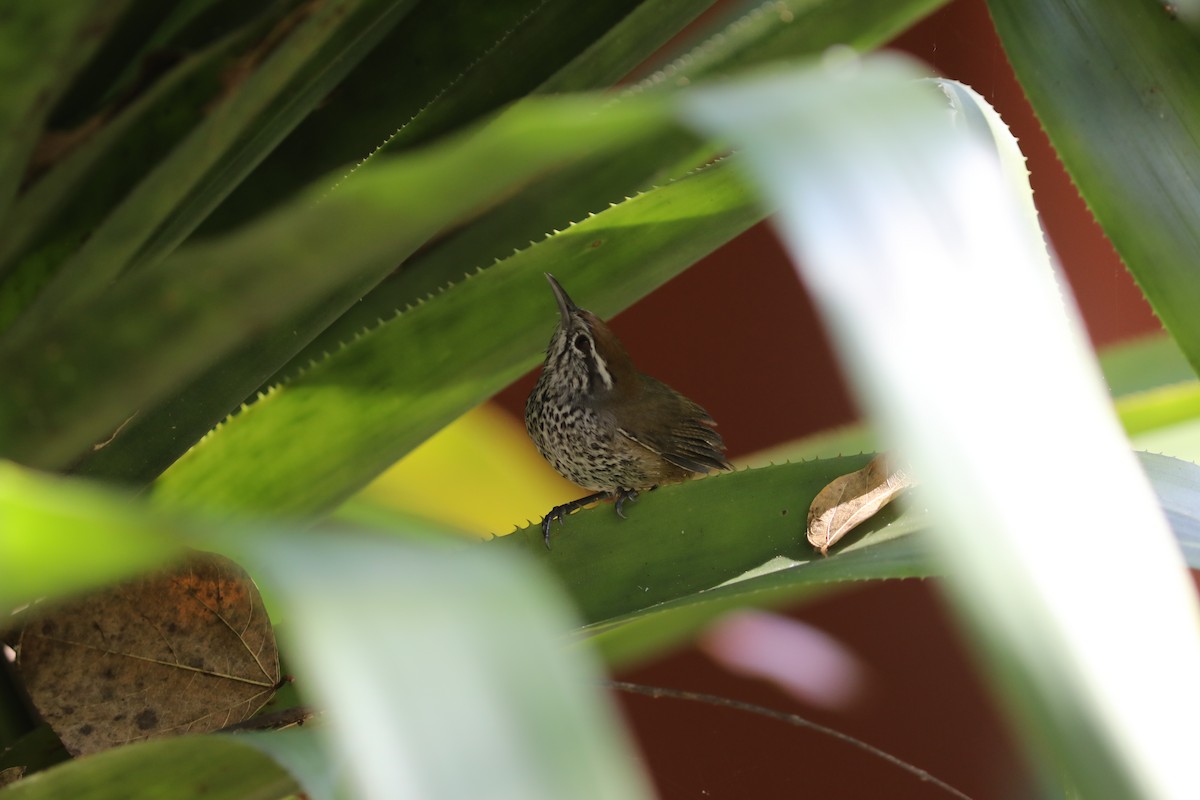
[{"left": 700, "top": 611, "right": 867, "bottom": 710}]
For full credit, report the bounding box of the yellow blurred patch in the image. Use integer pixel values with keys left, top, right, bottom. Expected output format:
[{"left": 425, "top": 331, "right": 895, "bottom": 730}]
[{"left": 344, "top": 403, "right": 580, "bottom": 538}]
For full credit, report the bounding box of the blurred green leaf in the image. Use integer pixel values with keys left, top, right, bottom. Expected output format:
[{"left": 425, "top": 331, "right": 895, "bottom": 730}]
[
  {"left": 201, "top": 0, "right": 708, "bottom": 236},
  {"left": 0, "top": 462, "right": 181, "bottom": 615},
  {"left": 1118, "top": 381, "right": 1200, "bottom": 436},
  {"left": 0, "top": 2, "right": 131, "bottom": 224},
  {"left": 0, "top": 735, "right": 299, "bottom": 800},
  {"left": 642, "top": 0, "right": 946, "bottom": 78},
  {"left": 2, "top": 94, "right": 665, "bottom": 471},
  {"left": 988, "top": 0, "right": 1200, "bottom": 379},
  {"left": 229, "top": 532, "right": 653, "bottom": 800},
  {"left": 9, "top": 0, "right": 417, "bottom": 336},
  {"left": 0, "top": 6, "right": 275, "bottom": 319},
  {"left": 50, "top": 1, "right": 299, "bottom": 128}
]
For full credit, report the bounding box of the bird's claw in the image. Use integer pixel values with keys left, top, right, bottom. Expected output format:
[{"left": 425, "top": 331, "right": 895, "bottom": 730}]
[
  {"left": 540, "top": 489, "right": 639, "bottom": 548},
  {"left": 614, "top": 488, "right": 639, "bottom": 520}
]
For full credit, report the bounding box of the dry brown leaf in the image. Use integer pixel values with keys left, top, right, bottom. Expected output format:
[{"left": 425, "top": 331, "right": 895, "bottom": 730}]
[
  {"left": 807, "top": 455, "right": 913, "bottom": 555},
  {"left": 15, "top": 551, "right": 279, "bottom": 755}
]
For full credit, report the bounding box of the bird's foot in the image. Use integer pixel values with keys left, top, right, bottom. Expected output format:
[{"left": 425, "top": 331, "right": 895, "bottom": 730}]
[
  {"left": 541, "top": 490, "right": 610, "bottom": 549},
  {"left": 613, "top": 488, "right": 639, "bottom": 520}
]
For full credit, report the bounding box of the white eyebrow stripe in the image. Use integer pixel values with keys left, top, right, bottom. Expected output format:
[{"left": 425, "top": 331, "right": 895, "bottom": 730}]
[{"left": 592, "top": 344, "right": 613, "bottom": 390}]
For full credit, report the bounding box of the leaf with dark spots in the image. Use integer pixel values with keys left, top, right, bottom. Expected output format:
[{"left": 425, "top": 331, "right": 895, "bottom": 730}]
[{"left": 13, "top": 552, "right": 278, "bottom": 756}]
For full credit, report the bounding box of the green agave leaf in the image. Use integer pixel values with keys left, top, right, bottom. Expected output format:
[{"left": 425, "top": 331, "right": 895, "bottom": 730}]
[
  {"left": 0, "top": 5, "right": 276, "bottom": 304},
  {"left": 2, "top": 95, "right": 664, "bottom": 471},
  {"left": 149, "top": 158, "right": 762, "bottom": 516},
  {"left": 534, "top": 0, "right": 717, "bottom": 94},
  {"left": 338, "top": 0, "right": 647, "bottom": 170},
  {"left": 0, "top": 735, "right": 299, "bottom": 800},
  {"left": 586, "top": 454, "right": 1200, "bottom": 670},
  {"left": 489, "top": 456, "right": 878, "bottom": 624},
  {"left": 0, "top": 14, "right": 274, "bottom": 331},
  {"left": 0, "top": 2, "right": 131, "bottom": 224},
  {"left": 641, "top": 0, "right": 946, "bottom": 78},
  {"left": 49, "top": 0, "right": 280, "bottom": 127},
  {"left": 227, "top": 532, "right": 653, "bottom": 800},
  {"left": 0, "top": 462, "right": 182, "bottom": 615},
  {"left": 294, "top": 0, "right": 950, "bottom": 369},
  {"left": 586, "top": 510, "right": 928, "bottom": 667},
  {"left": 205, "top": 0, "right": 712, "bottom": 236},
  {"left": 10, "top": 0, "right": 417, "bottom": 335},
  {"left": 987, "top": 0, "right": 1200, "bottom": 379}
]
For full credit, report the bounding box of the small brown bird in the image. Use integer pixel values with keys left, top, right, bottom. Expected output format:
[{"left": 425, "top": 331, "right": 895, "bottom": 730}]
[{"left": 525, "top": 273, "right": 731, "bottom": 546}]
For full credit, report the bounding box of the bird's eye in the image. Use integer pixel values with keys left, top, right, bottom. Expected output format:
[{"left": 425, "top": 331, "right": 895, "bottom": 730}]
[{"left": 573, "top": 334, "right": 590, "bottom": 353}]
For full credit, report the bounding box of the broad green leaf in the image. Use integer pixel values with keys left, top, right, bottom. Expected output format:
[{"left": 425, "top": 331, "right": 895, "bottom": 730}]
[
  {"left": 204, "top": 0, "right": 710, "bottom": 236},
  {"left": 286, "top": 0, "right": 949, "bottom": 380},
  {"left": 0, "top": 2, "right": 131, "bottom": 224},
  {"left": 9, "top": 0, "right": 417, "bottom": 335},
  {"left": 0, "top": 462, "right": 182, "bottom": 615},
  {"left": 0, "top": 735, "right": 299, "bottom": 800},
  {"left": 149, "top": 157, "right": 763, "bottom": 516},
  {"left": 49, "top": 0, "right": 281, "bottom": 127},
  {"left": 534, "top": 0, "right": 717, "bottom": 94},
  {"left": 640, "top": 0, "right": 947, "bottom": 77},
  {"left": 988, "top": 0, "right": 1200, "bottom": 379},
  {"left": 338, "top": 0, "right": 646, "bottom": 171},
  {"left": 228, "top": 532, "right": 653, "bottom": 800},
  {"left": 586, "top": 512, "right": 928, "bottom": 667},
  {"left": 681, "top": 58, "right": 1200, "bottom": 798},
  {"left": 489, "top": 456, "right": 876, "bottom": 623},
  {"left": 1, "top": 95, "right": 665, "bottom": 471},
  {"left": 584, "top": 452, "right": 1200, "bottom": 670}
]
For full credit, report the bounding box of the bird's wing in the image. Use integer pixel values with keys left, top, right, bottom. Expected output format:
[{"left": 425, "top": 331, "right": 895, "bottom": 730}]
[{"left": 614, "top": 376, "right": 731, "bottom": 475}]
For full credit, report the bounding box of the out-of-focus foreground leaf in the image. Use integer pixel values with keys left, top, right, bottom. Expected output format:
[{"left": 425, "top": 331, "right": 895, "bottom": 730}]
[
  {"left": 0, "top": 462, "right": 181, "bottom": 615},
  {"left": 680, "top": 56, "right": 1200, "bottom": 798},
  {"left": 227, "top": 532, "right": 654, "bottom": 800},
  {"left": 0, "top": 735, "right": 300, "bottom": 800}
]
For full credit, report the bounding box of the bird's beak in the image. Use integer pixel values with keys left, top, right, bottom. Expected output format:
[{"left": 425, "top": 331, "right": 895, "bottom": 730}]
[{"left": 544, "top": 273, "right": 577, "bottom": 324}]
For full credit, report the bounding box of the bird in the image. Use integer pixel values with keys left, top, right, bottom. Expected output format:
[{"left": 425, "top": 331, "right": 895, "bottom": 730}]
[{"left": 525, "top": 273, "right": 731, "bottom": 547}]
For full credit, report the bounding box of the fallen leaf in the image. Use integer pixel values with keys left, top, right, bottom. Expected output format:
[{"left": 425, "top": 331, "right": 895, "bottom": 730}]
[
  {"left": 807, "top": 455, "right": 913, "bottom": 555},
  {"left": 15, "top": 551, "right": 278, "bottom": 755}
]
